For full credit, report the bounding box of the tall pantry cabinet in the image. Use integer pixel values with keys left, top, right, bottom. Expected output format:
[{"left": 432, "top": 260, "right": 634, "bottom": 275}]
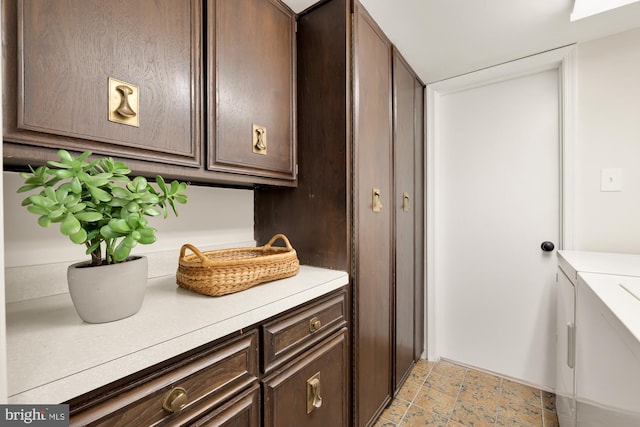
[
  {"left": 254, "top": 0, "right": 425, "bottom": 425},
  {"left": 393, "top": 49, "right": 426, "bottom": 389}
]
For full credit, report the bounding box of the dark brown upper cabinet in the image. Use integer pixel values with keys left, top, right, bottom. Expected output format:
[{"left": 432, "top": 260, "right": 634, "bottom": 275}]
[
  {"left": 3, "top": 0, "right": 297, "bottom": 187},
  {"left": 207, "top": 0, "right": 297, "bottom": 183},
  {"left": 3, "top": 0, "right": 202, "bottom": 168}
]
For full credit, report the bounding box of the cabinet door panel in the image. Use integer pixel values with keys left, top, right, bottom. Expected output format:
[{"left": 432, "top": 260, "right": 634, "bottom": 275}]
[
  {"left": 263, "top": 329, "right": 348, "bottom": 427},
  {"left": 209, "top": 0, "right": 296, "bottom": 181},
  {"left": 393, "top": 50, "right": 417, "bottom": 390},
  {"left": 353, "top": 3, "right": 393, "bottom": 425},
  {"left": 5, "top": 0, "right": 201, "bottom": 167}
]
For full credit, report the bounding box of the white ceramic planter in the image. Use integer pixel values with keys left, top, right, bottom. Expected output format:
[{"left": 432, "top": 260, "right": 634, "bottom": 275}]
[{"left": 67, "top": 256, "right": 148, "bottom": 323}]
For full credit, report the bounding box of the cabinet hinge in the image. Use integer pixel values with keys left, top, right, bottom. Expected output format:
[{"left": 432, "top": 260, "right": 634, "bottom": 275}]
[
  {"left": 295, "top": 164, "right": 299, "bottom": 176},
  {"left": 295, "top": 21, "right": 298, "bottom": 33}
]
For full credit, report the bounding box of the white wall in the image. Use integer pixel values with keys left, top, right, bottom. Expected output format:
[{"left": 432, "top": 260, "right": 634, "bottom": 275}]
[
  {"left": 3, "top": 171, "right": 255, "bottom": 301},
  {"left": 574, "top": 27, "right": 640, "bottom": 253}
]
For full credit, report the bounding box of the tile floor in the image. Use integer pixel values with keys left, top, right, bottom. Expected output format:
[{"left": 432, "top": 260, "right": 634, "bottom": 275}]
[{"left": 374, "top": 360, "right": 559, "bottom": 427}]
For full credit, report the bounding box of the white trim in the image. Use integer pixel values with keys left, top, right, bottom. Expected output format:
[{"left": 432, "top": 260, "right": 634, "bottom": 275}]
[{"left": 425, "top": 45, "right": 576, "bottom": 361}]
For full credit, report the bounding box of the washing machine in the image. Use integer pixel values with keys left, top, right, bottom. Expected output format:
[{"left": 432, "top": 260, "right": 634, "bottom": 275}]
[
  {"left": 575, "top": 272, "right": 640, "bottom": 426},
  {"left": 557, "top": 251, "right": 640, "bottom": 427}
]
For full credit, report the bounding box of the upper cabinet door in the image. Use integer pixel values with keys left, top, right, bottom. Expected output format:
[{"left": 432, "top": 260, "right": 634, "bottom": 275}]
[
  {"left": 3, "top": 0, "right": 202, "bottom": 167},
  {"left": 208, "top": 0, "right": 297, "bottom": 182}
]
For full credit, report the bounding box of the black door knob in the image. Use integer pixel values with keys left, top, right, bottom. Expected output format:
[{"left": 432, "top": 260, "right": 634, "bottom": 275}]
[{"left": 541, "top": 241, "right": 555, "bottom": 252}]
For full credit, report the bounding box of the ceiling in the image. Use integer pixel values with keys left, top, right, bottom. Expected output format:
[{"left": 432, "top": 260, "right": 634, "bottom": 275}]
[{"left": 281, "top": 0, "right": 640, "bottom": 83}]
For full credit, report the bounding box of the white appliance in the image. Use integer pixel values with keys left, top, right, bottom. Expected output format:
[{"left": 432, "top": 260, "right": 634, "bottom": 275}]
[{"left": 557, "top": 251, "right": 640, "bottom": 427}]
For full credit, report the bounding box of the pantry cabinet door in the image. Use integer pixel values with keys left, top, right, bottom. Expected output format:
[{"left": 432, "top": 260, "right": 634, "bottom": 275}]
[
  {"left": 353, "top": 3, "right": 394, "bottom": 425},
  {"left": 3, "top": 0, "right": 201, "bottom": 167},
  {"left": 393, "top": 49, "right": 419, "bottom": 391},
  {"left": 208, "top": 0, "right": 297, "bottom": 182}
]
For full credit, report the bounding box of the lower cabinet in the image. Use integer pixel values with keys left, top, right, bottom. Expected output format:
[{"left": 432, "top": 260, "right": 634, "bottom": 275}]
[
  {"left": 263, "top": 329, "right": 348, "bottom": 427},
  {"left": 68, "top": 331, "right": 259, "bottom": 427},
  {"left": 67, "top": 288, "right": 347, "bottom": 426}
]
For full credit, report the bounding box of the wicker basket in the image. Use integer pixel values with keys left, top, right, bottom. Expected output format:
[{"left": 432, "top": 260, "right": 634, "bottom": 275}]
[{"left": 176, "top": 234, "right": 300, "bottom": 296}]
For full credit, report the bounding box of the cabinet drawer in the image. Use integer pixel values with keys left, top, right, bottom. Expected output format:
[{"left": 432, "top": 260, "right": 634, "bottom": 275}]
[
  {"left": 70, "top": 331, "right": 258, "bottom": 427},
  {"left": 263, "top": 329, "right": 348, "bottom": 427},
  {"left": 262, "top": 289, "right": 347, "bottom": 373},
  {"left": 192, "top": 384, "right": 260, "bottom": 427}
]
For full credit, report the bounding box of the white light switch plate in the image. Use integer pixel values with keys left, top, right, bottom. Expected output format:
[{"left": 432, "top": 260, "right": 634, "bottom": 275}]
[{"left": 601, "top": 168, "right": 622, "bottom": 192}]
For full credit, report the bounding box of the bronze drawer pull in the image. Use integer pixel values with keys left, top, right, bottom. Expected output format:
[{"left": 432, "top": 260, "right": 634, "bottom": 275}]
[
  {"left": 162, "top": 387, "right": 188, "bottom": 413},
  {"left": 309, "top": 317, "right": 322, "bottom": 333}
]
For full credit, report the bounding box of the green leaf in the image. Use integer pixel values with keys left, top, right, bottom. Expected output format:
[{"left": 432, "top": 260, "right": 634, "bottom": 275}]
[
  {"left": 85, "top": 176, "right": 109, "bottom": 187},
  {"left": 37, "top": 216, "right": 51, "bottom": 228},
  {"left": 51, "top": 169, "right": 74, "bottom": 178},
  {"left": 109, "top": 219, "right": 131, "bottom": 233},
  {"left": 47, "top": 161, "right": 72, "bottom": 169},
  {"left": 88, "top": 185, "right": 112, "bottom": 202},
  {"left": 99, "top": 224, "right": 120, "bottom": 239},
  {"left": 111, "top": 186, "right": 131, "bottom": 198},
  {"left": 138, "top": 234, "right": 156, "bottom": 245},
  {"left": 70, "top": 176, "right": 82, "bottom": 193},
  {"left": 68, "top": 203, "right": 87, "bottom": 213},
  {"left": 17, "top": 184, "right": 40, "bottom": 193},
  {"left": 133, "top": 176, "right": 148, "bottom": 192},
  {"left": 109, "top": 197, "right": 128, "bottom": 207},
  {"left": 86, "top": 240, "right": 101, "bottom": 255},
  {"left": 123, "top": 235, "right": 138, "bottom": 248},
  {"left": 29, "top": 194, "right": 55, "bottom": 207},
  {"left": 27, "top": 205, "right": 50, "bottom": 216},
  {"left": 69, "top": 228, "right": 88, "bottom": 244},
  {"left": 44, "top": 186, "right": 57, "bottom": 201},
  {"left": 143, "top": 206, "right": 161, "bottom": 216},
  {"left": 124, "top": 214, "right": 138, "bottom": 229},
  {"left": 126, "top": 202, "right": 140, "bottom": 213},
  {"left": 55, "top": 188, "right": 69, "bottom": 203},
  {"left": 74, "top": 212, "right": 103, "bottom": 222},
  {"left": 48, "top": 208, "right": 66, "bottom": 219},
  {"left": 57, "top": 149, "right": 73, "bottom": 163},
  {"left": 139, "top": 194, "right": 160, "bottom": 204},
  {"left": 138, "top": 226, "right": 155, "bottom": 236},
  {"left": 155, "top": 175, "right": 168, "bottom": 194},
  {"left": 60, "top": 214, "right": 81, "bottom": 236},
  {"left": 114, "top": 241, "right": 132, "bottom": 262}
]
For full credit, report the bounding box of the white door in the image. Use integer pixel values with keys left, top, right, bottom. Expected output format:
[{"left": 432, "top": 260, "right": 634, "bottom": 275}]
[{"left": 427, "top": 47, "right": 574, "bottom": 389}]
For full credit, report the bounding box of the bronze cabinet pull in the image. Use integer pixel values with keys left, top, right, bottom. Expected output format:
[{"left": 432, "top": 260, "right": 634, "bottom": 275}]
[
  {"left": 402, "top": 192, "right": 411, "bottom": 212},
  {"left": 306, "top": 372, "right": 323, "bottom": 413},
  {"left": 162, "top": 387, "right": 188, "bottom": 413},
  {"left": 372, "top": 188, "right": 383, "bottom": 212},
  {"left": 309, "top": 317, "right": 322, "bottom": 333},
  {"left": 115, "top": 85, "right": 137, "bottom": 118}
]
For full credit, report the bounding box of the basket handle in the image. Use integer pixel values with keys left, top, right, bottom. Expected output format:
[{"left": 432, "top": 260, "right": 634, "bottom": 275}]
[
  {"left": 263, "top": 234, "right": 294, "bottom": 251},
  {"left": 179, "top": 243, "right": 214, "bottom": 267}
]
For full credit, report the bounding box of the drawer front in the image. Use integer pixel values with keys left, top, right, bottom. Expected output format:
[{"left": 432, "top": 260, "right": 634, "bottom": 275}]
[
  {"left": 263, "top": 329, "right": 348, "bottom": 427},
  {"left": 70, "top": 331, "right": 258, "bottom": 427},
  {"left": 262, "top": 289, "right": 347, "bottom": 373},
  {"left": 192, "top": 384, "right": 260, "bottom": 427}
]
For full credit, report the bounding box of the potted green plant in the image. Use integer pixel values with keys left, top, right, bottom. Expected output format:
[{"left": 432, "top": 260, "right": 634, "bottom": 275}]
[{"left": 18, "top": 150, "right": 188, "bottom": 323}]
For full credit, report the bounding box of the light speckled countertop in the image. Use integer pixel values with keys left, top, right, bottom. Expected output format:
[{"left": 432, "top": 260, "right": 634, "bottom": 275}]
[{"left": 6, "top": 265, "right": 348, "bottom": 404}]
